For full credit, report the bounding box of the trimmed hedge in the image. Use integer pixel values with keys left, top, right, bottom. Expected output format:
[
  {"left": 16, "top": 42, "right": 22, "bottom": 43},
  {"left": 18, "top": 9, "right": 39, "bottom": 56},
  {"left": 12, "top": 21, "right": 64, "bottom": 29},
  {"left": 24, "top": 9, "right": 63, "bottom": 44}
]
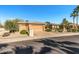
[{"left": 20, "top": 30, "right": 29, "bottom": 35}]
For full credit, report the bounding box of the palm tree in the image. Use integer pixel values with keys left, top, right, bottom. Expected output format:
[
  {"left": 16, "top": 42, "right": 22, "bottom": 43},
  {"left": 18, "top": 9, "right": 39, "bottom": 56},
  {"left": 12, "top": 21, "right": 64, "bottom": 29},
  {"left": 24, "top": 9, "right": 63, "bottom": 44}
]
[
  {"left": 61, "top": 18, "right": 69, "bottom": 32},
  {"left": 74, "top": 6, "right": 79, "bottom": 26},
  {"left": 70, "top": 10, "right": 77, "bottom": 29}
]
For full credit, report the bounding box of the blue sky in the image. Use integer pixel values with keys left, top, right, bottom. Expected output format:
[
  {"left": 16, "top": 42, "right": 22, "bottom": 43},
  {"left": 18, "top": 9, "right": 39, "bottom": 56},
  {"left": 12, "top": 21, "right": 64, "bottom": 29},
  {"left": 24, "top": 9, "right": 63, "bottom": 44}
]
[{"left": 0, "top": 5, "right": 77, "bottom": 24}]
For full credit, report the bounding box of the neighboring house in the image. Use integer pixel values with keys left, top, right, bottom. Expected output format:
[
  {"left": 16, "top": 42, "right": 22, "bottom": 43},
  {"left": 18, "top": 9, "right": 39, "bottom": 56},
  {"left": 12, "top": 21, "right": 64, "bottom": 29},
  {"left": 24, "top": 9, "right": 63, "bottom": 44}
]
[
  {"left": 18, "top": 22, "right": 59, "bottom": 33},
  {"left": 52, "top": 24, "right": 59, "bottom": 29}
]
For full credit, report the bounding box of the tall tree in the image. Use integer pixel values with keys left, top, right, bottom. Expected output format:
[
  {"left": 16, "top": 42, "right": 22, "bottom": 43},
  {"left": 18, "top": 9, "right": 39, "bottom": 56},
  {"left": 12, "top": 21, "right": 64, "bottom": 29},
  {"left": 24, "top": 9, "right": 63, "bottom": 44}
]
[
  {"left": 70, "top": 10, "right": 78, "bottom": 29},
  {"left": 61, "top": 18, "right": 69, "bottom": 32},
  {"left": 75, "top": 6, "right": 79, "bottom": 26},
  {"left": 71, "top": 5, "right": 79, "bottom": 30},
  {"left": 4, "top": 19, "right": 22, "bottom": 33}
]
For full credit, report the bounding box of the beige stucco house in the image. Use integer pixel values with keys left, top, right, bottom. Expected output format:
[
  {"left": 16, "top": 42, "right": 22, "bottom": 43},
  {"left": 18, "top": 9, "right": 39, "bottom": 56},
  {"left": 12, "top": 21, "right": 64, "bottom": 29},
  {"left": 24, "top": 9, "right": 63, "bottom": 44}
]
[
  {"left": 18, "top": 22, "right": 45, "bottom": 32},
  {"left": 18, "top": 22, "right": 59, "bottom": 33}
]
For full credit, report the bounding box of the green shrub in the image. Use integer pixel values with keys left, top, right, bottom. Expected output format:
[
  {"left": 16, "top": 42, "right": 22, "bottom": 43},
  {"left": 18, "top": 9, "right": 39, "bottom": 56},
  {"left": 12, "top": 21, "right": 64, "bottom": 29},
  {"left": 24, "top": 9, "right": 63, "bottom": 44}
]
[
  {"left": 77, "top": 29, "right": 79, "bottom": 32},
  {"left": 20, "top": 30, "right": 29, "bottom": 35},
  {"left": 45, "top": 29, "right": 52, "bottom": 32},
  {"left": 72, "top": 29, "right": 77, "bottom": 32},
  {"left": 55, "top": 28, "right": 63, "bottom": 32},
  {"left": 67, "top": 29, "right": 72, "bottom": 32}
]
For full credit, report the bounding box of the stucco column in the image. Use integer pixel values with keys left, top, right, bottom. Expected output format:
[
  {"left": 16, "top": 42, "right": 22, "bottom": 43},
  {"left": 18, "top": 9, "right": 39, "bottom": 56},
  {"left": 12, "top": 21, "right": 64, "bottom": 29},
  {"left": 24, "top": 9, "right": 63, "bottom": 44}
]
[
  {"left": 29, "top": 29, "right": 34, "bottom": 37},
  {"left": 43, "top": 25, "right": 45, "bottom": 31}
]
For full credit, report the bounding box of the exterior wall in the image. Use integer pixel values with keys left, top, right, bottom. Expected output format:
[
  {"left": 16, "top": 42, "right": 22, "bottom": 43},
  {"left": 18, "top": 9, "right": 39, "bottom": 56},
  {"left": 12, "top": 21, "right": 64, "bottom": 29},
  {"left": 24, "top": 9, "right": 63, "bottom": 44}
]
[
  {"left": 18, "top": 23, "right": 29, "bottom": 32},
  {"left": 52, "top": 25, "right": 59, "bottom": 29},
  {"left": 18, "top": 23, "right": 59, "bottom": 33},
  {"left": 29, "top": 24, "right": 44, "bottom": 32}
]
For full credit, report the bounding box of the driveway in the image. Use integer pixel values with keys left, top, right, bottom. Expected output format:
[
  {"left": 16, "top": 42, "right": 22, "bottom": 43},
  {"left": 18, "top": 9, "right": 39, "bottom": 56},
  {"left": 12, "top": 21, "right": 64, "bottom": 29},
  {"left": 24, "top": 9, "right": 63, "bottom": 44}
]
[{"left": 0, "top": 33, "right": 79, "bottom": 54}]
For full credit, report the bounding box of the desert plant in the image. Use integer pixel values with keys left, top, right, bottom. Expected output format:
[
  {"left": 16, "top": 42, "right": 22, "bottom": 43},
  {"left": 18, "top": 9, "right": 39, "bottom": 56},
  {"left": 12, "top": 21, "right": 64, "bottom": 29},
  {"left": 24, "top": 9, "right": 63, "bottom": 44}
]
[
  {"left": 20, "top": 30, "right": 29, "bottom": 35},
  {"left": 4, "top": 19, "right": 22, "bottom": 33},
  {"left": 60, "top": 18, "right": 70, "bottom": 32},
  {"left": 45, "top": 22, "right": 52, "bottom": 32}
]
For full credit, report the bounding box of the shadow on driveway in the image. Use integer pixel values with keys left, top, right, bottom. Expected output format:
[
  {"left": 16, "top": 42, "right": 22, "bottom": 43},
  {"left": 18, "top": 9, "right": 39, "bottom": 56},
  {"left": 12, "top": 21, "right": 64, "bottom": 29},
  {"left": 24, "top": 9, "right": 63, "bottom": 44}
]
[{"left": 1, "top": 37, "right": 79, "bottom": 54}]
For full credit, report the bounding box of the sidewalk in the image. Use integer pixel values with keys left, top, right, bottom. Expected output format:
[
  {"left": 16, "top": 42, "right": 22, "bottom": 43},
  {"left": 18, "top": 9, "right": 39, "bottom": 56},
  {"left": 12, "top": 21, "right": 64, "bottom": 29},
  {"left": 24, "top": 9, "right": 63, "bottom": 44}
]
[{"left": 0, "top": 32, "right": 79, "bottom": 44}]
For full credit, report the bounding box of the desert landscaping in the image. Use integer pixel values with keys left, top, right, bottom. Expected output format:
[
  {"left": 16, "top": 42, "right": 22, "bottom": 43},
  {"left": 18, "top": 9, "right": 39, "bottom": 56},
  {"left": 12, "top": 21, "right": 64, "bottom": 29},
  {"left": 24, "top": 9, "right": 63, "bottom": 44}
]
[{"left": 0, "top": 5, "right": 79, "bottom": 54}]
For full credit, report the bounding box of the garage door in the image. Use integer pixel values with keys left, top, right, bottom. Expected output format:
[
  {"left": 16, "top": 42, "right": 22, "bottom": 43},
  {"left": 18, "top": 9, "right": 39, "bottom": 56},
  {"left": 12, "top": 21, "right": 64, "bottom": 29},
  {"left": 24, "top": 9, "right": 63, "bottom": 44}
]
[{"left": 29, "top": 24, "right": 44, "bottom": 32}]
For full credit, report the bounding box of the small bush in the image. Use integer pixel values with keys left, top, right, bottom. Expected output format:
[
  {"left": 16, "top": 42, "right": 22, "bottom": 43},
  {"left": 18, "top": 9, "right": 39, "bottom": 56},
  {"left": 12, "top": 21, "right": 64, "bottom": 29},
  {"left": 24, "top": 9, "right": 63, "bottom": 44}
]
[
  {"left": 67, "top": 29, "right": 72, "bottom": 32},
  {"left": 77, "top": 29, "right": 79, "bottom": 32},
  {"left": 45, "top": 29, "right": 52, "bottom": 32},
  {"left": 72, "top": 29, "right": 77, "bottom": 32},
  {"left": 20, "top": 30, "right": 29, "bottom": 35},
  {"left": 55, "top": 28, "right": 63, "bottom": 32}
]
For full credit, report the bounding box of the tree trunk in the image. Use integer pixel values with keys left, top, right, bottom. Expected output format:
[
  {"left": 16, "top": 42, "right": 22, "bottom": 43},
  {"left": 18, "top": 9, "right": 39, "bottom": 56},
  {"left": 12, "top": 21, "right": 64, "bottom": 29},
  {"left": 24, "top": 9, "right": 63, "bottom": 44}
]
[
  {"left": 76, "top": 16, "right": 78, "bottom": 25},
  {"left": 76, "top": 16, "right": 78, "bottom": 30}
]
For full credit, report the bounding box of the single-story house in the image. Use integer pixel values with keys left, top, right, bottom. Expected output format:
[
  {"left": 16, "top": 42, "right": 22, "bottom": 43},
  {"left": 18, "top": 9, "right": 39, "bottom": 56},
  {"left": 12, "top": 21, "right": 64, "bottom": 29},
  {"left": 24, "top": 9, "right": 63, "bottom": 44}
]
[{"left": 18, "top": 22, "right": 59, "bottom": 32}]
